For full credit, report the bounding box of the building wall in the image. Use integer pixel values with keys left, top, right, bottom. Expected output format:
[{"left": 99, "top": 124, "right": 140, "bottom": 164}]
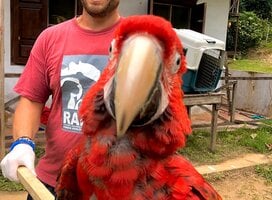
[
  {"left": 3, "top": 0, "right": 150, "bottom": 100},
  {"left": 119, "top": 0, "right": 148, "bottom": 16},
  {"left": 4, "top": 1, "right": 11, "bottom": 70},
  {"left": 231, "top": 70, "right": 272, "bottom": 117},
  {"left": 3, "top": 1, "right": 20, "bottom": 102},
  {"left": 4, "top": 0, "right": 231, "bottom": 68},
  {"left": 3, "top": 0, "right": 149, "bottom": 69},
  {"left": 3, "top": 0, "right": 231, "bottom": 111},
  {"left": 198, "top": 0, "right": 230, "bottom": 45}
]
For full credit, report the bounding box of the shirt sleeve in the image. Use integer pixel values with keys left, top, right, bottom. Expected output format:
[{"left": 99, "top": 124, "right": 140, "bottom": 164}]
[{"left": 14, "top": 29, "right": 51, "bottom": 103}]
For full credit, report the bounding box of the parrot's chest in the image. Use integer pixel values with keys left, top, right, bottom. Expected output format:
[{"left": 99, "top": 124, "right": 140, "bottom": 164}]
[{"left": 77, "top": 136, "right": 172, "bottom": 200}]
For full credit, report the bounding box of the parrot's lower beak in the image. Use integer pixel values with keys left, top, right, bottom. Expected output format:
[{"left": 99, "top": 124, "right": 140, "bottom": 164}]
[{"left": 114, "top": 34, "right": 163, "bottom": 137}]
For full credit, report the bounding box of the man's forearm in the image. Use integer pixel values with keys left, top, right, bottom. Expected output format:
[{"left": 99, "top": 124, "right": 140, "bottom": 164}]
[{"left": 13, "top": 96, "right": 44, "bottom": 140}]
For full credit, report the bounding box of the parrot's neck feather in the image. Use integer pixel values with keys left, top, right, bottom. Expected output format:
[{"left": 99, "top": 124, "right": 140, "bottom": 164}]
[{"left": 103, "top": 76, "right": 115, "bottom": 119}]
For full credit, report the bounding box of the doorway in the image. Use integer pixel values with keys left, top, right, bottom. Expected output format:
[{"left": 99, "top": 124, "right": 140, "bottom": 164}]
[{"left": 11, "top": 0, "right": 82, "bottom": 65}]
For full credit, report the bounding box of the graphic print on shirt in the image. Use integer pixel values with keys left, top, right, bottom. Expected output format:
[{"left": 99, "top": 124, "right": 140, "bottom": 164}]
[{"left": 61, "top": 55, "right": 108, "bottom": 133}]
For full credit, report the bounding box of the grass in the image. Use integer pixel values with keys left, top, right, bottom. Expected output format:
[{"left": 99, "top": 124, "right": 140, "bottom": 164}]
[
  {"left": 1, "top": 41, "right": 272, "bottom": 194},
  {"left": 180, "top": 123, "right": 272, "bottom": 166},
  {"left": 255, "top": 165, "right": 272, "bottom": 183},
  {"left": 228, "top": 42, "right": 272, "bottom": 73},
  {"left": 263, "top": 42, "right": 272, "bottom": 49},
  {"left": 178, "top": 121, "right": 272, "bottom": 184},
  {"left": 262, "top": 119, "right": 272, "bottom": 126},
  {"left": 228, "top": 59, "right": 272, "bottom": 73},
  {"left": 0, "top": 172, "right": 24, "bottom": 192},
  {"left": 0, "top": 146, "right": 45, "bottom": 192},
  {"left": 0, "top": 123, "right": 271, "bottom": 191},
  {"left": 179, "top": 129, "right": 247, "bottom": 165}
]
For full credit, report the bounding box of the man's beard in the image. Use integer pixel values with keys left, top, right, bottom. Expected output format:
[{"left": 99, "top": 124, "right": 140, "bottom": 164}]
[{"left": 81, "top": 0, "right": 119, "bottom": 18}]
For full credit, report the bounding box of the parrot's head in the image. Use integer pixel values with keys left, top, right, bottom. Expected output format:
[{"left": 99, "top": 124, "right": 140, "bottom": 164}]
[
  {"left": 80, "top": 15, "right": 191, "bottom": 152},
  {"left": 103, "top": 15, "right": 189, "bottom": 137}
]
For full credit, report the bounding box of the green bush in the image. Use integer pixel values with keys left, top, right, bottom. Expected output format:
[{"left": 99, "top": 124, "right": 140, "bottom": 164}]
[
  {"left": 238, "top": 12, "right": 265, "bottom": 53},
  {"left": 240, "top": 0, "right": 272, "bottom": 20},
  {"left": 227, "top": 12, "right": 269, "bottom": 54},
  {"left": 262, "top": 20, "right": 272, "bottom": 42}
]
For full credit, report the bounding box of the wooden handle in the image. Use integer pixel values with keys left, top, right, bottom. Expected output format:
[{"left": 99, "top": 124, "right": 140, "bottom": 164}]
[{"left": 17, "top": 166, "right": 55, "bottom": 200}]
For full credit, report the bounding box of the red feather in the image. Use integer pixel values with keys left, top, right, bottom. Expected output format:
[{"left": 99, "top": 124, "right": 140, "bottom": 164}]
[{"left": 56, "top": 15, "right": 221, "bottom": 200}]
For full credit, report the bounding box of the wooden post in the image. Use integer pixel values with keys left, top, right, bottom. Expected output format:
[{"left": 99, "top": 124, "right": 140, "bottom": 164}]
[
  {"left": 183, "top": 93, "right": 223, "bottom": 151},
  {"left": 149, "top": 0, "right": 154, "bottom": 14},
  {"left": 17, "top": 167, "right": 55, "bottom": 200},
  {"left": 230, "top": 81, "right": 237, "bottom": 123},
  {"left": 0, "top": 0, "right": 5, "bottom": 159},
  {"left": 210, "top": 104, "right": 219, "bottom": 152}
]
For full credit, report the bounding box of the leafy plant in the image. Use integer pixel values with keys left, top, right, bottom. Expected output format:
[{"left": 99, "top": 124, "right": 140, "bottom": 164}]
[
  {"left": 0, "top": 145, "right": 45, "bottom": 192},
  {"left": 238, "top": 12, "right": 265, "bottom": 53},
  {"left": 227, "top": 12, "right": 271, "bottom": 53},
  {"left": 228, "top": 59, "right": 272, "bottom": 73},
  {"left": 255, "top": 165, "right": 272, "bottom": 183},
  {"left": 0, "top": 171, "right": 25, "bottom": 192},
  {"left": 240, "top": 0, "right": 272, "bottom": 20},
  {"left": 230, "top": 126, "right": 272, "bottom": 153},
  {"left": 2, "top": 123, "right": 272, "bottom": 191},
  {"left": 180, "top": 123, "right": 272, "bottom": 165}
]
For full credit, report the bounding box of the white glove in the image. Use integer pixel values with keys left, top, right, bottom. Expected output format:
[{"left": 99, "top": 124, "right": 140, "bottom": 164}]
[{"left": 0, "top": 143, "right": 36, "bottom": 182}]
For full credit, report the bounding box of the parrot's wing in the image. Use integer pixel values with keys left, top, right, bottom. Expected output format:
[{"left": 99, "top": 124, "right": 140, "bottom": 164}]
[
  {"left": 166, "top": 154, "right": 222, "bottom": 200},
  {"left": 55, "top": 144, "right": 83, "bottom": 200}
]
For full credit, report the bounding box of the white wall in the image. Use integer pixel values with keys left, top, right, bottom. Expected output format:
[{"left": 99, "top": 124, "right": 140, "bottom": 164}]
[
  {"left": 198, "top": 0, "right": 230, "bottom": 45},
  {"left": 231, "top": 70, "right": 272, "bottom": 117},
  {"left": 4, "top": 0, "right": 231, "bottom": 70},
  {"left": 4, "top": 1, "right": 24, "bottom": 72},
  {"left": 4, "top": 0, "right": 229, "bottom": 68},
  {"left": 4, "top": 1, "right": 10, "bottom": 69},
  {"left": 119, "top": 0, "right": 230, "bottom": 45},
  {"left": 4, "top": 0, "right": 149, "bottom": 69},
  {"left": 3, "top": 1, "right": 22, "bottom": 102},
  {"left": 119, "top": 0, "right": 148, "bottom": 16}
]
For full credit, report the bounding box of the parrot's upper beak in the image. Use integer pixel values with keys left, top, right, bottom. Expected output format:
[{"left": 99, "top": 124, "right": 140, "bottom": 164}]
[{"left": 114, "top": 34, "right": 164, "bottom": 137}]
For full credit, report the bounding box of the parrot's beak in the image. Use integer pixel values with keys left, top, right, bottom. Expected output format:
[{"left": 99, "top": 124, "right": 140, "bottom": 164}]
[{"left": 114, "top": 34, "right": 163, "bottom": 137}]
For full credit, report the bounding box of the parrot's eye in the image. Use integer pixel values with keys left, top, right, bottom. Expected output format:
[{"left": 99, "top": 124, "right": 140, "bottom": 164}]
[
  {"left": 171, "top": 53, "right": 181, "bottom": 74},
  {"left": 109, "top": 39, "right": 116, "bottom": 60}
]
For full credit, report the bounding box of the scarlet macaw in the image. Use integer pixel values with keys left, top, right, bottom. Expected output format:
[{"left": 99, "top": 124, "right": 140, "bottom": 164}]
[{"left": 56, "top": 15, "right": 222, "bottom": 200}]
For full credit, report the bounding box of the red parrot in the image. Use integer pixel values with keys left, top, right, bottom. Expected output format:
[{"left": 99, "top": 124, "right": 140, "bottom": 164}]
[{"left": 56, "top": 15, "right": 222, "bottom": 200}]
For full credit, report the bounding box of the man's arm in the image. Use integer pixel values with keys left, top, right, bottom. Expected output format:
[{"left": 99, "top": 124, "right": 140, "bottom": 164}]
[
  {"left": 13, "top": 96, "right": 44, "bottom": 139},
  {"left": 0, "top": 96, "right": 45, "bottom": 182}
]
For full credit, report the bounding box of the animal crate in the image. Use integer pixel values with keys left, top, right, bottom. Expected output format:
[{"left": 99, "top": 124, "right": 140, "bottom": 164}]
[{"left": 175, "top": 29, "right": 226, "bottom": 93}]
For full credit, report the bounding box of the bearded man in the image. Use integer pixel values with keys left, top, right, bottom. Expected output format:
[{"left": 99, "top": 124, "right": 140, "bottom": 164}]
[{"left": 0, "top": 1, "right": 121, "bottom": 199}]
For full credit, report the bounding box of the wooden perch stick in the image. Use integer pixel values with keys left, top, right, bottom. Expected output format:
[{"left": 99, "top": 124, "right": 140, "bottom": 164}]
[{"left": 17, "top": 166, "right": 55, "bottom": 200}]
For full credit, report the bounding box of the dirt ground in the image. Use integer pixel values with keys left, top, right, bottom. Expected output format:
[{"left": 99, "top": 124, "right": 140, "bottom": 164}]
[
  {"left": 0, "top": 191, "right": 27, "bottom": 200},
  {"left": 247, "top": 47, "right": 272, "bottom": 64},
  {"left": 264, "top": 54, "right": 272, "bottom": 64},
  {"left": 208, "top": 168, "right": 272, "bottom": 200}
]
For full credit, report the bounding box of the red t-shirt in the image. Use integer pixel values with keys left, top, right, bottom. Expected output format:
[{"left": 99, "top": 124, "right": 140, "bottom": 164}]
[{"left": 14, "top": 17, "right": 122, "bottom": 187}]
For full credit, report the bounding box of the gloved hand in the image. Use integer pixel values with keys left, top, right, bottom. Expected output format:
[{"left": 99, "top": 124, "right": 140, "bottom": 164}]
[{"left": 0, "top": 143, "right": 36, "bottom": 182}]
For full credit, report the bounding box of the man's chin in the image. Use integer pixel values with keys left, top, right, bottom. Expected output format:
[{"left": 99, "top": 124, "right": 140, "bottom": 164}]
[{"left": 82, "top": 0, "right": 119, "bottom": 18}]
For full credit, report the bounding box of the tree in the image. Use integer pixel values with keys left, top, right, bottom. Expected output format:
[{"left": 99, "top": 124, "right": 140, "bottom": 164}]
[
  {"left": 237, "top": 12, "right": 264, "bottom": 52},
  {"left": 240, "top": 0, "right": 272, "bottom": 20},
  {"left": 226, "top": 11, "right": 266, "bottom": 53}
]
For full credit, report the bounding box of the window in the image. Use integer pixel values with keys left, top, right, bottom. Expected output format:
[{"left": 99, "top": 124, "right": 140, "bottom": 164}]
[
  {"left": 152, "top": 3, "right": 191, "bottom": 29},
  {"left": 149, "top": 0, "right": 205, "bottom": 32},
  {"left": 49, "top": 0, "right": 82, "bottom": 25}
]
